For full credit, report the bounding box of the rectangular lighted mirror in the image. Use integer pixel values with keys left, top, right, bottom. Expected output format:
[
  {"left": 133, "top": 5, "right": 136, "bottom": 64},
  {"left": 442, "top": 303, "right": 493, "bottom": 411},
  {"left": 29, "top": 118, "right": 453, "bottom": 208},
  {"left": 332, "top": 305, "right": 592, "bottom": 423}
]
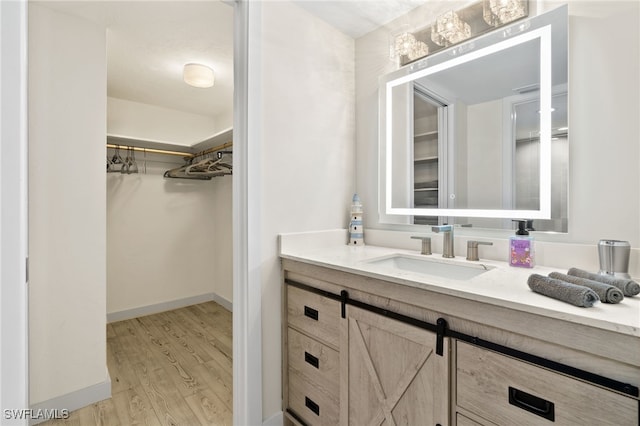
[{"left": 378, "top": 6, "right": 567, "bottom": 231}]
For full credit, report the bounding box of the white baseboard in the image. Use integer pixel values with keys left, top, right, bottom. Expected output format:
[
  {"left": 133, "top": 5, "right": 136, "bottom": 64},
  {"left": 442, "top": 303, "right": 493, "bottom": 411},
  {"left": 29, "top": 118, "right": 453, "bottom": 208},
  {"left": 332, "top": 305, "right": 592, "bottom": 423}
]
[
  {"left": 212, "top": 292, "right": 233, "bottom": 312},
  {"left": 263, "top": 411, "right": 283, "bottom": 426},
  {"left": 107, "top": 292, "right": 232, "bottom": 323},
  {"left": 29, "top": 378, "right": 111, "bottom": 425}
]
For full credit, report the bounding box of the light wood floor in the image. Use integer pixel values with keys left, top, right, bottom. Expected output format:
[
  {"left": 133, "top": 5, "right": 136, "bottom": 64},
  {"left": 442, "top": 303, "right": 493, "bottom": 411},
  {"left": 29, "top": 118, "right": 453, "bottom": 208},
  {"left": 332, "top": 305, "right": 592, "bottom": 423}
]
[{"left": 41, "top": 302, "right": 232, "bottom": 426}]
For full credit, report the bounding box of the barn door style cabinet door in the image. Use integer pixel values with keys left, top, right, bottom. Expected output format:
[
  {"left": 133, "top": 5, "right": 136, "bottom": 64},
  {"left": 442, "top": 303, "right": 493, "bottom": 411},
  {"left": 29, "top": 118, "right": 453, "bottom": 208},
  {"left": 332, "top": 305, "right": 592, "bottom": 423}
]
[{"left": 340, "top": 305, "right": 450, "bottom": 426}]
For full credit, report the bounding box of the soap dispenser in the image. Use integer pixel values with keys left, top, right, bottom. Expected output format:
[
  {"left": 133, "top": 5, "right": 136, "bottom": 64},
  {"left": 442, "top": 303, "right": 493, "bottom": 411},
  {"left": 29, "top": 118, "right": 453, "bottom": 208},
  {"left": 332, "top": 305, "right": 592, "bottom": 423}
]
[
  {"left": 348, "top": 194, "right": 365, "bottom": 246},
  {"left": 510, "top": 219, "right": 534, "bottom": 268}
]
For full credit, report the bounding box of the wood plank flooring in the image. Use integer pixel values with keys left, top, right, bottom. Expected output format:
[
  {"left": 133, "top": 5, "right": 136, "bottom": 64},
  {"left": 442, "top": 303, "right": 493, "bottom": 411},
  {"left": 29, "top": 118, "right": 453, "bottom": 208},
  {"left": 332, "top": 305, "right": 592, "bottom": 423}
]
[{"left": 41, "top": 302, "right": 232, "bottom": 426}]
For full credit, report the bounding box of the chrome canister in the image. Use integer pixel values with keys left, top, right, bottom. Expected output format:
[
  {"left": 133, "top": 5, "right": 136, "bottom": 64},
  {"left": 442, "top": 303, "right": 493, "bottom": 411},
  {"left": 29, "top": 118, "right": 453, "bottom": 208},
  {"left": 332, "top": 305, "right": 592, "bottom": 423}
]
[{"left": 598, "top": 239, "right": 631, "bottom": 279}]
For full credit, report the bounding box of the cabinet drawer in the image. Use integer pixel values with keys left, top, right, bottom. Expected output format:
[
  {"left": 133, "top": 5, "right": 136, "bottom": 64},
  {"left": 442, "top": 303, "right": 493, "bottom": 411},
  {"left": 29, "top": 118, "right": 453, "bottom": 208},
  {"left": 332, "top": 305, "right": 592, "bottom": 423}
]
[
  {"left": 288, "top": 327, "right": 339, "bottom": 396},
  {"left": 456, "top": 413, "right": 485, "bottom": 426},
  {"left": 288, "top": 367, "right": 339, "bottom": 426},
  {"left": 456, "top": 341, "right": 638, "bottom": 425},
  {"left": 287, "top": 285, "right": 340, "bottom": 348}
]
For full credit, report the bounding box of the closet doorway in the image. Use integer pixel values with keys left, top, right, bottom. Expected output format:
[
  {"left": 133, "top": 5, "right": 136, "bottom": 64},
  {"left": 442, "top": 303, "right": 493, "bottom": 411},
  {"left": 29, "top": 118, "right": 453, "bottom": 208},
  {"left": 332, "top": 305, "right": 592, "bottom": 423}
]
[
  {"left": 104, "top": 1, "right": 235, "bottom": 423},
  {"left": 32, "top": 1, "right": 235, "bottom": 423}
]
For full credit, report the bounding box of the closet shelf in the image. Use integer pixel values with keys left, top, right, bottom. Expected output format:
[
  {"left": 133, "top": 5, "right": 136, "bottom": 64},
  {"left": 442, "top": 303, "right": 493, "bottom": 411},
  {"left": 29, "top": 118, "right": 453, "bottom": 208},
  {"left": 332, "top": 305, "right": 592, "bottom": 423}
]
[
  {"left": 107, "top": 140, "right": 232, "bottom": 159},
  {"left": 414, "top": 188, "right": 438, "bottom": 192},
  {"left": 106, "top": 143, "right": 190, "bottom": 158},
  {"left": 414, "top": 155, "right": 438, "bottom": 163},
  {"left": 414, "top": 130, "right": 438, "bottom": 138},
  {"left": 414, "top": 180, "right": 438, "bottom": 189}
]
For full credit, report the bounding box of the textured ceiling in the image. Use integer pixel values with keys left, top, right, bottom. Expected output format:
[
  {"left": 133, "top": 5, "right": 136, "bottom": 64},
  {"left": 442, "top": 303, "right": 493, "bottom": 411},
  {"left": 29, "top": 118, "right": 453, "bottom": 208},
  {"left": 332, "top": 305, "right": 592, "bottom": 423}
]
[{"left": 294, "top": 0, "right": 427, "bottom": 38}]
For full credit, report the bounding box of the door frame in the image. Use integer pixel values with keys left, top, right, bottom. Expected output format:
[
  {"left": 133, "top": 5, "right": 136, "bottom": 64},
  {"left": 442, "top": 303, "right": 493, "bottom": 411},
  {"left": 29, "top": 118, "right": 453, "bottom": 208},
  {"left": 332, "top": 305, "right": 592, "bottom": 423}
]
[
  {"left": 232, "top": 0, "right": 263, "bottom": 424},
  {"left": 0, "top": 1, "right": 262, "bottom": 424},
  {"left": 0, "top": 0, "right": 30, "bottom": 422}
]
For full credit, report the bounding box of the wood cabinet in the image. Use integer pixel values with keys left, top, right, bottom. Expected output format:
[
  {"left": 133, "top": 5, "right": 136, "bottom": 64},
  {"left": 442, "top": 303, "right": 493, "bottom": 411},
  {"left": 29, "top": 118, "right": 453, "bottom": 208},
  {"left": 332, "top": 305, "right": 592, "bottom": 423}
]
[
  {"left": 341, "top": 305, "right": 449, "bottom": 425},
  {"left": 284, "top": 285, "right": 341, "bottom": 425},
  {"left": 455, "top": 341, "right": 638, "bottom": 426},
  {"left": 287, "top": 285, "right": 340, "bottom": 348},
  {"left": 282, "top": 259, "right": 640, "bottom": 426},
  {"left": 456, "top": 413, "right": 484, "bottom": 426}
]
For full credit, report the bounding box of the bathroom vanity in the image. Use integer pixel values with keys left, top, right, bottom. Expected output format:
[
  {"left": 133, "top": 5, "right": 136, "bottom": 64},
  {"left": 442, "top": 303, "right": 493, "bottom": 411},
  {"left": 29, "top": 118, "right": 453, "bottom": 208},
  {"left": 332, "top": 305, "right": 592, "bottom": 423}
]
[
  {"left": 280, "top": 9, "right": 639, "bottom": 423},
  {"left": 280, "top": 234, "right": 640, "bottom": 426}
]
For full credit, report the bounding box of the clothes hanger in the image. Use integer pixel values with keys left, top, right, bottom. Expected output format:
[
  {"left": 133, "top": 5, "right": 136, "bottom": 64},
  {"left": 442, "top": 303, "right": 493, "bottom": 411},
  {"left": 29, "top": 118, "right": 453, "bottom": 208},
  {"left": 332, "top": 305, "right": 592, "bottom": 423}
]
[
  {"left": 164, "top": 157, "right": 212, "bottom": 180},
  {"left": 163, "top": 150, "right": 232, "bottom": 180},
  {"left": 107, "top": 146, "right": 125, "bottom": 173},
  {"left": 128, "top": 147, "right": 138, "bottom": 174}
]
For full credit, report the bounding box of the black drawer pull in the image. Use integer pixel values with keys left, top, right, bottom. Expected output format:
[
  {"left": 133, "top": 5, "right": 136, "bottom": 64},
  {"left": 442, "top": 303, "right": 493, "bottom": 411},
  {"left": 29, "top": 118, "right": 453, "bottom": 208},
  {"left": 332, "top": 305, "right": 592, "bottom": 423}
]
[
  {"left": 304, "top": 351, "right": 319, "bottom": 369},
  {"left": 509, "top": 386, "right": 555, "bottom": 421},
  {"left": 305, "top": 396, "right": 320, "bottom": 416},
  {"left": 304, "top": 306, "right": 319, "bottom": 321}
]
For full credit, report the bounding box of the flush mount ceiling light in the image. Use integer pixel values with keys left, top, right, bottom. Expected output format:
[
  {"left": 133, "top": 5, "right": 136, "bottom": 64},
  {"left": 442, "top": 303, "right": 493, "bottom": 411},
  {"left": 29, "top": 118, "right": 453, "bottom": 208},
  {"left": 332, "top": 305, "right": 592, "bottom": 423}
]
[
  {"left": 483, "top": 0, "right": 527, "bottom": 27},
  {"left": 431, "top": 11, "right": 471, "bottom": 47},
  {"left": 183, "top": 63, "right": 215, "bottom": 88}
]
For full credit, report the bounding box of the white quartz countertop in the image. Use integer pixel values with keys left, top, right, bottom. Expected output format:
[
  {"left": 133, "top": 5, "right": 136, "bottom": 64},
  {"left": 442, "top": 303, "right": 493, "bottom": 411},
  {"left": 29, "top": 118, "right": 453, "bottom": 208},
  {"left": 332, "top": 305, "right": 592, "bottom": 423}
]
[{"left": 279, "top": 233, "right": 640, "bottom": 338}]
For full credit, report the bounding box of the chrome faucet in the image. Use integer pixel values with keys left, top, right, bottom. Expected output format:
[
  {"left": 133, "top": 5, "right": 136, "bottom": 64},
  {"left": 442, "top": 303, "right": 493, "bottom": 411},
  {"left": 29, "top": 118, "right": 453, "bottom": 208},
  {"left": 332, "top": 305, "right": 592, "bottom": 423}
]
[
  {"left": 410, "top": 236, "right": 432, "bottom": 255},
  {"left": 466, "top": 240, "right": 493, "bottom": 261},
  {"left": 431, "top": 225, "right": 454, "bottom": 258}
]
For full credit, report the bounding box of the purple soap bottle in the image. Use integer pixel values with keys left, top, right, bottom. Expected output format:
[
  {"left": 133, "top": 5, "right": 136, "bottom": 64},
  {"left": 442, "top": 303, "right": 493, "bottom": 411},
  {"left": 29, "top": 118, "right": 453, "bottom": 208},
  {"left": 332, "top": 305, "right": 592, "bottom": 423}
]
[{"left": 509, "top": 220, "right": 534, "bottom": 268}]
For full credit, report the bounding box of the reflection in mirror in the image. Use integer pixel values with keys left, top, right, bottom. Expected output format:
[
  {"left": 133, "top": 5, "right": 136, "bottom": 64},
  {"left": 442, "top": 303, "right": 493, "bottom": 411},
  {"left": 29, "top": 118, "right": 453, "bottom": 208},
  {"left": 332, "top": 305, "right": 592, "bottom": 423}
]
[
  {"left": 379, "top": 5, "right": 568, "bottom": 232},
  {"left": 413, "top": 89, "right": 445, "bottom": 226},
  {"left": 460, "top": 91, "right": 567, "bottom": 231},
  {"left": 511, "top": 92, "right": 568, "bottom": 231}
]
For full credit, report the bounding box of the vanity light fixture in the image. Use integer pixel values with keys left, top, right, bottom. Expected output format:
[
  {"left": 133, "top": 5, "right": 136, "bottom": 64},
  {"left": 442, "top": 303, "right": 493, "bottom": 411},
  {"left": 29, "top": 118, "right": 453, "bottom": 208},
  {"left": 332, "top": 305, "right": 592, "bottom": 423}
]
[
  {"left": 389, "top": 27, "right": 418, "bottom": 61},
  {"left": 389, "top": 0, "right": 529, "bottom": 66},
  {"left": 183, "top": 63, "right": 215, "bottom": 88},
  {"left": 431, "top": 11, "right": 471, "bottom": 47},
  {"left": 483, "top": 0, "right": 528, "bottom": 27},
  {"left": 408, "top": 41, "right": 429, "bottom": 61}
]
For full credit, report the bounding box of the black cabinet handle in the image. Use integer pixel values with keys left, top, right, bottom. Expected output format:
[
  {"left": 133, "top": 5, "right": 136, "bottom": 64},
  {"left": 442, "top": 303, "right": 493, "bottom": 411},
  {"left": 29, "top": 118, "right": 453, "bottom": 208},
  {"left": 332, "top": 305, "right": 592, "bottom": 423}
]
[
  {"left": 436, "top": 318, "right": 446, "bottom": 356},
  {"left": 508, "top": 386, "right": 555, "bottom": 421},
  {"left": 304, "top": 306, "right": 318, "bottom": 321},
  {"left": 304, "top": 351, "right": 319, "bottom": 369},
  {"left": 305, "top": 396, "right": 320, "bottom": 416}
]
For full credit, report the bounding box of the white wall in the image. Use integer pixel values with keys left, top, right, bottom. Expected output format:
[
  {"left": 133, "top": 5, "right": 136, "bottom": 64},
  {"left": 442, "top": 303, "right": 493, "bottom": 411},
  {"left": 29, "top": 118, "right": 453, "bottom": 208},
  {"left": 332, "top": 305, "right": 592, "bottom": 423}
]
[
  {"left": 107, "top": 97, "right": 219, "bottom": 146},
  {"left": 256, "top": 1, "right": 355, "bottom": 419},
  {"left": 564, "top": 1, "right": 639, "bottom": 245},
  {"left": 215, "top": 109, "right": 234, "bottom": 135},
  {"left": 106, "top": 157, "right": 232, "bottom": 316},
  {"left": 28, "top": 3, "right": 108, "bottom": 405},
  {"left": 356, "top": 1, "right": 640, "bottom": 247}
]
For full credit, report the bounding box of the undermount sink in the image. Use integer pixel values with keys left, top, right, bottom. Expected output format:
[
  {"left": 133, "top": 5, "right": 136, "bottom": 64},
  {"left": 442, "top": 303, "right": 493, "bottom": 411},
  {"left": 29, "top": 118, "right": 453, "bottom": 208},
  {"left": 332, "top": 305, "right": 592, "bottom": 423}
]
[{"left": 365, "top": 254, "right": 493, "bottom": 280}]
